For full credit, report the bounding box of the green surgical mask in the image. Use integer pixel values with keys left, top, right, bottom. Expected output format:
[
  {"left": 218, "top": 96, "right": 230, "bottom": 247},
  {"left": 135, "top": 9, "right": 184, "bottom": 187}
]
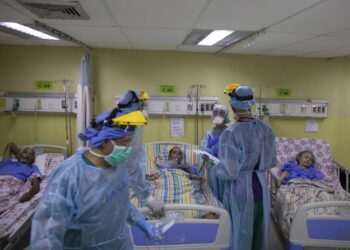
[{"left": 90, "top": 140, "right": 132, "bottom": 166}]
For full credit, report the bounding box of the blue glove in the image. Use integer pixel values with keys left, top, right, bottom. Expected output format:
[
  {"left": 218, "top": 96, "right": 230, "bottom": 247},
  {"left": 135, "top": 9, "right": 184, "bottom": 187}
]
[
  {"left": 207, "top": 135, "right": 220, "bottom": 148},
  {"left": 212, "top": 146, "right": 219, "bottom": 156},
  {"left": 136, "top": 219, "right": 159, "bottom": 241}
]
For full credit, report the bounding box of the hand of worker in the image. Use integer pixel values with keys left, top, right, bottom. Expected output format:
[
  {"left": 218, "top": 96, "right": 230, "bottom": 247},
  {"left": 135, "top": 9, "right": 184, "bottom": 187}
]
[
  {"left": 146, "top": 198, "right": 165, "bottom": 218},
  {"left": 135, "top": 219, "right": 160, "bottom": 241},
  {"left": 207, "top": 135, "right": 220, "bottom": 148}
]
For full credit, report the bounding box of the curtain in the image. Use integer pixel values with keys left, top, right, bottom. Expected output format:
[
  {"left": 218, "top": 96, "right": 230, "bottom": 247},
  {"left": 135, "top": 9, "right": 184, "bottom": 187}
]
[{"left": 76, "top": 52, "right": 92, "bottom": 149}]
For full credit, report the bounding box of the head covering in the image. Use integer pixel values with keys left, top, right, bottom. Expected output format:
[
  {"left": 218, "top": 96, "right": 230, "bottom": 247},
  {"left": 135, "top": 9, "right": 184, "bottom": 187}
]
[
  {"left": 227, "top": 86, "right": 256, "bottom": 110},
  {"left": 212, "top": 104, "right": 231, "bottom": 124},
  {"left": 118, "top": 90, "right": 149, "bottom": 113},
  {"left": 78, "top": 109, "right": 138, "bottom": 147}
]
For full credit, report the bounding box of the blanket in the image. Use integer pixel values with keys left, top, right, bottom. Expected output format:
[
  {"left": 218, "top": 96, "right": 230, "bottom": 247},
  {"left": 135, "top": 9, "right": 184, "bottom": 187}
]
[
  {"left": 0, "top": 174, "right": 40, "bottom": 215},
  {"left": 276, "top": 178, "right": 350, "bottom": 236},
  {"left": 130, "top": 168, "right": 222, "bottom": 218}
]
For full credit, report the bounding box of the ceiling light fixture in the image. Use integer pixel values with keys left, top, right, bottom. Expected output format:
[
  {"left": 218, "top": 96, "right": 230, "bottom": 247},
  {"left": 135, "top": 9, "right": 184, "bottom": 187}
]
[
  {"left": 33, "top": 21, "right": 91, "bottom": 49},
  {"left": 198, "top": 30, "right": 234, "bottom": 46},
  {"left": 182, "top": 29, "right": 257, "bottom": 48},
  {"left": 216, "top": 28, "right": 266, "bottom": 54},
  {"left": 0, "top": 22, "right": 58, "bottom": 40}
]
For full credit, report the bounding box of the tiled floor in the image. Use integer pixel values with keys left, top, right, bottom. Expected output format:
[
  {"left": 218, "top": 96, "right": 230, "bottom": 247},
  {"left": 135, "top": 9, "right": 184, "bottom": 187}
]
[{"left": 269, "top": 215, "right": 287, "bottom": 250}]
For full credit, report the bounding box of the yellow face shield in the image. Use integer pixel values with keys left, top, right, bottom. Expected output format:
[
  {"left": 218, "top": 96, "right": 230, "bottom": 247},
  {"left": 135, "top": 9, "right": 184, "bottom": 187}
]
[
  {"left": 139, "top": 90, "right": 149, "bottom": 101},
  {"left": 111, "top": 110, "right": 147, "bottom": 126},
  {"left": 224, "top": 83, "right": 241, "bottom": 95}
]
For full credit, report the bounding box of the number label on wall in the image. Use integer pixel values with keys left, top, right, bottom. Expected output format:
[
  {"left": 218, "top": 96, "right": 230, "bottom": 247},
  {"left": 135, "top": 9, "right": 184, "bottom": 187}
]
[
  {"left": 35, "top": 81, "right": 53, "bottom": 90},
  {"left": 160, "top": 85, "right": 176, "bottom": 93},
  {"left": 277, "top": 89, "right": 291, "bottom": 97}
]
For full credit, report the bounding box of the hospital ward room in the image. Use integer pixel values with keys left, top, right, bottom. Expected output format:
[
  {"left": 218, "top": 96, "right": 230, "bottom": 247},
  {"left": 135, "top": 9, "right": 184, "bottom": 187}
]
[{"left": 1, "top": 1, "right": 350, "bottom": 250}]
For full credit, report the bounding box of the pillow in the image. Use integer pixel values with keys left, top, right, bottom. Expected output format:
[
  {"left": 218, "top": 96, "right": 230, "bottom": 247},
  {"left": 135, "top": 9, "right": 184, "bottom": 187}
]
[{"left": 34, "top": 154, "right": 47, "bottom": 176}]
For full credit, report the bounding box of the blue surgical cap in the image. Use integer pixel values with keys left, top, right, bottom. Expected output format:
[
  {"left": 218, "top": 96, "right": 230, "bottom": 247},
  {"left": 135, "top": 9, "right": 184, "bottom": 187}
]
[
  {"left": 118, "top": 90, "right": 142, "bottom": 113},
  {"left": 230, "top": 86, "right": 256, "bottom": 110},
  {"left": 78, "top": 110, "right": 134, "bottom": 147}
]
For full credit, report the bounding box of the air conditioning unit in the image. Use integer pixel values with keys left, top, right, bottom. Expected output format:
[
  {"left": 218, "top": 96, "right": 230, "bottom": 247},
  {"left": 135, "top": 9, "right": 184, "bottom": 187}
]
[{"left": 16, "top": 0, "right": 89, "bottom": 20}]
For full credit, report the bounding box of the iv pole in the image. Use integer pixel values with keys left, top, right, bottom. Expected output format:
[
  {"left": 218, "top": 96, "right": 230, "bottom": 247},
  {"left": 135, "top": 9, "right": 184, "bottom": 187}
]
[
  {"left": 190, "top": 84, "right": 205, "bottom": 145},
  {"left": 63, "top": 80, "right": 72, "bottom": 155}
]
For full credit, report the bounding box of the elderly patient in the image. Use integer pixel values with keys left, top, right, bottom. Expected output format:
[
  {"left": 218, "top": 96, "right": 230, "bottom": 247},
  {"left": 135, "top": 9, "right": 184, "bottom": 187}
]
[
  {"left": 160, "top": 146, "right": 199, "bottom": 176},
  {"left": 278, "top": 150, "right": 323, "bottom": 186},
  {"left": 0, "top": 142, "right": 42, "bottom": 204}
]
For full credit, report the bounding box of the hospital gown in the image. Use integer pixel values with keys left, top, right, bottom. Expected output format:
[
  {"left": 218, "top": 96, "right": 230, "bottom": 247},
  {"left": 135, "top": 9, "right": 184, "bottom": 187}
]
[
  {"left": 280, "top": 161, "right": 323, "bottom": 185},
  {"left": 30, "top": 151, "right": 144, "bottom": 250},
  {"left": 215, "top": 119, "right": 276, "bottom": 250}
]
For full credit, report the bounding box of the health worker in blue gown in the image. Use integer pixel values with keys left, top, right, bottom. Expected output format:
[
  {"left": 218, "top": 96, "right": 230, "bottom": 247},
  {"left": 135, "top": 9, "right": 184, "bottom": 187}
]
[
  {"left": 30, "top": 108, "right": 158, "bottom": 250},
  {"left": 117, "top": 90, "right": 165, "bottom": 218},
  {"left": 200, "top": 104, "right": 230, "bottom": 202},
  {"left": 215, "top": 85, "right": 276, "bottom": 250}
]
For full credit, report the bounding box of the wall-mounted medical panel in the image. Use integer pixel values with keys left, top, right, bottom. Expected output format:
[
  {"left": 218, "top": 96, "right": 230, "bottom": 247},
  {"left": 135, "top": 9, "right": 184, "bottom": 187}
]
[
  {"left": 255, "top": 99, "right": 328, "bottom": 118},
  {"left": 115, "top": 96, "right": 219, "bottom": 116},
  {"left": 0, "top": 92, "right": 77, "bottom": 113}
]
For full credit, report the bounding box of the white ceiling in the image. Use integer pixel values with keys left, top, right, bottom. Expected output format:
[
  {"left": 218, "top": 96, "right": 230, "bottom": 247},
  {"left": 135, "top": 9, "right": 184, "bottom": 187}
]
[{"left": 1, "top": 0, "right": 350, "bottom": 58}]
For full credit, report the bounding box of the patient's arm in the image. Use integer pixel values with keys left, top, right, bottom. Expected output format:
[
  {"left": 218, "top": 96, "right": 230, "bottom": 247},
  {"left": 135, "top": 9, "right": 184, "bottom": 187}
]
[
  {"left": 277, "top": 171, "right": 289, "bottom": 187},
  {"left": 3, "top": 142, "right": 20, "bottom": 160},
  {"left": 19, "top": 176, "right": 41, "bottom": 203}
]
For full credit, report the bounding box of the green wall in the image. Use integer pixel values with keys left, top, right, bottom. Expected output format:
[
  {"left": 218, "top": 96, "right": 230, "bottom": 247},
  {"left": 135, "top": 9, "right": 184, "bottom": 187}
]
[{"left": 0, "top": 45, "right": 349, "bottom": 167}]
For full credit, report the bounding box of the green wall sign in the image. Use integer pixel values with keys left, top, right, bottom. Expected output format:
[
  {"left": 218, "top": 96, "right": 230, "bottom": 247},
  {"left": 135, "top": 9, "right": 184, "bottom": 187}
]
[
  {"left": 277, "top": 88, "right": 291, "bottom": 97},
  {"left": 35, "top": 80, "right": 53, "bottom": 90},
  {"left": 160, "top": 85, "right": 176, "bottom": 93}
]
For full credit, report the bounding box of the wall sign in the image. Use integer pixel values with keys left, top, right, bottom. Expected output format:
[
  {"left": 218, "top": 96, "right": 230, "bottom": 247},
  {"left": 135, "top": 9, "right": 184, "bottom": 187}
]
[
  {"left": 277, "top": 89, "right": 291, "bottom": 97},
  {"left": 35, "top": 81, "right": 53, "bottom": 90},
  {"left": 160, "top": 85, "right": 176, "bottom": 93}
]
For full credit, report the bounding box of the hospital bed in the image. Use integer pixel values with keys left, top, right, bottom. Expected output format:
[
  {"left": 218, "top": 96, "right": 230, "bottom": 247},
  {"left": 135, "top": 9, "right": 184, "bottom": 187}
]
[
  {"left": 269, "top": 137, "right": 350, "bottom": 249},
  {"left": 129, "top": 141, "right": 231, "bottom": 250},
  {"left": 0, "top": 144, "right": 67, "bottom": 250}
]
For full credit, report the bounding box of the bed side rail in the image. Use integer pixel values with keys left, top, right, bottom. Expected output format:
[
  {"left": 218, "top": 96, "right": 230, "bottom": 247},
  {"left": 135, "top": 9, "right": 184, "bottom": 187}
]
[
  {"left": 334, "top": 160, "right": 350, "bottom": 193},
  {"left": 136, "top": 204, "right": 230, "bottom": 249},
  {"left": 21, "top": 144, "right": 68, "bottom": 159},
  {"left": 289, "top": 201, "right": 350, "bottom": 249}
]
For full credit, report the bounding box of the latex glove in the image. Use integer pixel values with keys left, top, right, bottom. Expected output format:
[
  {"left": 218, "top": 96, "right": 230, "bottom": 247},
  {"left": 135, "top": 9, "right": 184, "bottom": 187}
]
[
  {"left": 136, "top": 219, "right": 159, "bottom": 241},
  {"left": 146, "top": 198, "right": 165, "bottom": 218},
  {"left": 207, "top": 135, "right": 220, "bottom": 148}
]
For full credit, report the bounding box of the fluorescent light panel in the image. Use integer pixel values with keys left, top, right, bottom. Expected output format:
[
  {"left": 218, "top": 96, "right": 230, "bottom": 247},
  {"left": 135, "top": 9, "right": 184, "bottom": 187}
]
[
  {"left": 0, "top": 22, "right": 58, "bottom": 40},
  {"left": 198, "top": 30, "right": 234, "bottom": 46}
]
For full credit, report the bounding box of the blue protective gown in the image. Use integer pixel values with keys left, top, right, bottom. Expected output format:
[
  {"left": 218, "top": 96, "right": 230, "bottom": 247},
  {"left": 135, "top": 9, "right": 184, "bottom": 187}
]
[
  {"left": 30, "top": 151, "right": 144, "bottom": 250},
  {"left": 215, "top": 119, "right": 276, "bottom": 250},
  {"left": 201, "top": 125, "right": 227, "bottom": 202}
]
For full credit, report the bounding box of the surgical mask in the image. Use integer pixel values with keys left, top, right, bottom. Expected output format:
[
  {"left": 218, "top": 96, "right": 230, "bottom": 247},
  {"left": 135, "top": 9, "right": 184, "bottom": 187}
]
[
  {"left": 90, "top": 140, "right": 132, "bottom": 166},
  {"left": 213, "top": 116, "right": 224, "bottom": 125}
]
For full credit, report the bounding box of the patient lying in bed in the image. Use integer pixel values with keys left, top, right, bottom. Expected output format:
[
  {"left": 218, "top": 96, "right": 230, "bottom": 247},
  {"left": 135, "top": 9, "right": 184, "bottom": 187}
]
[
  {"left": 276, "top": 150, "right": 350, "bottom": 235},
  {"left": 130, "top": 145, "right": 221, "bottom": 219},
  {"left": 278, "top": 150, "right": 323, "bottom": 186},
  {"left": 0, "top": 143, "right": 42, "bottom": 214},
  {"left": 159, "top": 146, "right": 199, "bottom": 176}
]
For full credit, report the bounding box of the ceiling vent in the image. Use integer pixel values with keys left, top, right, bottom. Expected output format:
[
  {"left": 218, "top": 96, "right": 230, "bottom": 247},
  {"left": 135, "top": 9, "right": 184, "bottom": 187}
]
[{"left": 16, "top": 0, "right": 89, "bottom": 20}]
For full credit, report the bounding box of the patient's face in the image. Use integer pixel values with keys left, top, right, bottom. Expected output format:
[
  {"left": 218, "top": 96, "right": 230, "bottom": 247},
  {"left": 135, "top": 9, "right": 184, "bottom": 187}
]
[
  {"left": 298, "top": 152, "right": 314, "bottom": 168},
  {"left": 168, "top": 147, "right": 183, "bottom": 164},
  {"left": 18, "top": 147, "right": 35, "bottom": 165}
]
